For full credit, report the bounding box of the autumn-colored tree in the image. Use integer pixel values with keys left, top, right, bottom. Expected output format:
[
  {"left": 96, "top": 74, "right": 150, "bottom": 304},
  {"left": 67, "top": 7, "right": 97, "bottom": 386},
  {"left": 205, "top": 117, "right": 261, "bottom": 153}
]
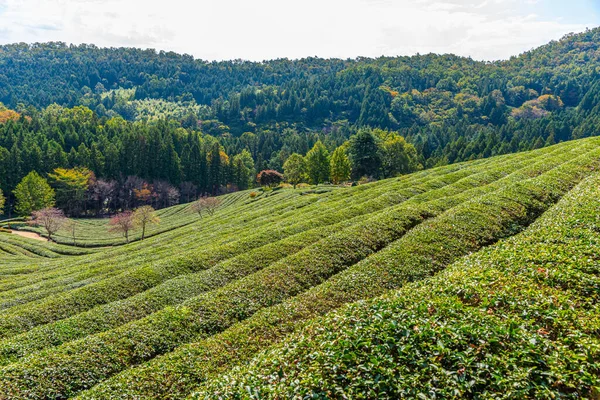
[
  {"left": 132, "top": 205, "right": 160, "bottom": 240},
  {"left": 329, "top": 146, "right": 351, "bottom": 184},
  {"left": 48, "top": 167, "right": 92, "bottom": 216},
  {"left": 257, "top": 170, "right": 284, "bottom": 187},
  {"left": 190, "top": 196, "right": 222, "bottom": 219},
  {"left": 134, "top": 183, "right": 155, "bottom": 205},
  {"left": 108, "top": 211, "right": 135, "bottom": 243},
  {"left": 283, "top": 153, "right": 307, "bottom": 188},
  {"left": 0, "top": 108, "right": 21, "bottom": 124},
  {"left": 13, "top": 172, "right": 55, "bottom": 216},
  {"left": 29, "top": 207, "right": 66, "bottom": 241}
]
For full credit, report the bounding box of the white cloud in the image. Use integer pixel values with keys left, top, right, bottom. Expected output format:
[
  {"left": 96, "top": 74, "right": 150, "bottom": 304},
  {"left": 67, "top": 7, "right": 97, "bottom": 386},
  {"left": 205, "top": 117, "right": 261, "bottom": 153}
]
[{"left": 0, "top": 0, "right": 595, "bottom": 60}]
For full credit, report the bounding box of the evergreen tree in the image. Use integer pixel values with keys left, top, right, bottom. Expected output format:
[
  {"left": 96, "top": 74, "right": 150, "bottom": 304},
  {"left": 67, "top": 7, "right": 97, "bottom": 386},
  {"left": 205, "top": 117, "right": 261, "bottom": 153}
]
[
  {"left": 347, "top": 129, "right": 381, "bottom": 179},
  {"left": 232, "top": 149, "right": 255, "bottom": 190},
  {"left": 13, "top": 171, "right": 55, "bottom": 216},
  {"left": 329, "top": 146, "right": 351, "bottom": 184},
  {"left": 208, "top": 142, "right": 221, "bottom": 194},
  {"left": 305, "top": 140, "right": 330, "bottom": 184}
]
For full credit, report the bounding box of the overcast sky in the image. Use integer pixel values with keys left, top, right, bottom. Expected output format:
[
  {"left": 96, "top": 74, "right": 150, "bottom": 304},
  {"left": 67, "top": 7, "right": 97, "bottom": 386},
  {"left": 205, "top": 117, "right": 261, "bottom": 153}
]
[{"left": 0, "top": 0, "right": 598, "bottom": 61}]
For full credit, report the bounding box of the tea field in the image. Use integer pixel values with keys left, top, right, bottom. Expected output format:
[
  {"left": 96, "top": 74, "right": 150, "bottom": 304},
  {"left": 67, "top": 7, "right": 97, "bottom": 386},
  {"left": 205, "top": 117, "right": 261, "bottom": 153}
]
[{"left": 0, "top": 137, "right": 599, "bottom": 399}]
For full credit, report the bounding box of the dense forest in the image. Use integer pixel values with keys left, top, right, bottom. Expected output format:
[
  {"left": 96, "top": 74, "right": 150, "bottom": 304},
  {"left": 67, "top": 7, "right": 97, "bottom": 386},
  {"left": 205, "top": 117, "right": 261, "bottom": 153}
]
[{"left": 1, "top": 27, "right": 600, "bottom": 216}]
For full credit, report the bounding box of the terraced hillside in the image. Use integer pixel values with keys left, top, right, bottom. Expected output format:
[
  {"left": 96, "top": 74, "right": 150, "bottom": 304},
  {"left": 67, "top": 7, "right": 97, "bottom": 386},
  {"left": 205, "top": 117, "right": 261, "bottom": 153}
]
[
  {"left": 0, "top": 137, "right": 599, "bottom": 399},
  {"left": 1, "top": 191, "right": 251, "bottom": 247}
]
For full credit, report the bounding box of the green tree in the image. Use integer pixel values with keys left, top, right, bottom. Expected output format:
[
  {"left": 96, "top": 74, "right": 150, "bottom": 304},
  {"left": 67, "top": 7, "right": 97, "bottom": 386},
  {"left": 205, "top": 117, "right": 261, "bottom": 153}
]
[
  {"left": 381, "top": 134, "right": 421, "bottom": 177},
  {"left": 305, "top": 141, "right": 330, "bottom": 184},
  {"left": 329, "top": 146, "right": 351, "bottom": 184},
  {"left": 0, "top": 188, "right": 5, "bottom": 214},
  {"left": 232, "top": 150, "right": 255, "bottom": 190},
  {"left": 347, "top": 129, "right": 381, "bottom": 179},
  {"left": 13, "top": 172, "right": 55, "bottom": 216},
  {"left": 283, "top": 153, "right": 307, "bottom": 188},
  {"left": 208, "top": 142, "right": 222, "bottom": 194}
]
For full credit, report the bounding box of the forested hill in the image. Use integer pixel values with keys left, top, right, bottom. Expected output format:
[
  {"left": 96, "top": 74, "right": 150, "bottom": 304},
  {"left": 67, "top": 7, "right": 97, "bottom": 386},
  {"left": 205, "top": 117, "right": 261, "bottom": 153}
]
[
  {"left": 1, "top": 28, "right": 600, "bottom": 129},
  {"left": 1, "top": 28, "right": 600, "bottom": 216}
]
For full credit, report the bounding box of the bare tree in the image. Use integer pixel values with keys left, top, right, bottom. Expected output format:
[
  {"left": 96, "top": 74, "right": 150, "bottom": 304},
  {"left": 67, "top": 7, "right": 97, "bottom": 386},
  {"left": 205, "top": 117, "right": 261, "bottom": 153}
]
[
  {"left": 179, "top": 182, "right": 197, "bottom": 203},
  {"left": 108, "top": 210, "right": 135, "bottom": 243},
  {"left": 167, "top": 186, "right": 180, "bottom": 207},
  {"left": 92, "top": 179, "right": 117, "bottom": 215},
  {"left": 190, "top": 196, "right": 222, "bottom": 219},
  {"left": 153, "top": 181, "right": 180, "bottom": 208},
  {"left": 132, "top": 205, "right": 160, "bottom": 240},
  {"left": 29, "top": 207, "right": 66, "bottom": 241},
  {"left": 119, "top": 176, "right": 145, "bottom": 210},
  {"left": 63, "top": 219, "right": 77, "bottom": 246}
]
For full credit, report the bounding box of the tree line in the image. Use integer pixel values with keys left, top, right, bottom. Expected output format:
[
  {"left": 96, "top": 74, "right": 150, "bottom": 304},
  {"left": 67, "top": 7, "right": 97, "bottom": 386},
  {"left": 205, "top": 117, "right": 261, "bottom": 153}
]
[{"left": 2, "top": 28, "right": 600, "bottom": 216}]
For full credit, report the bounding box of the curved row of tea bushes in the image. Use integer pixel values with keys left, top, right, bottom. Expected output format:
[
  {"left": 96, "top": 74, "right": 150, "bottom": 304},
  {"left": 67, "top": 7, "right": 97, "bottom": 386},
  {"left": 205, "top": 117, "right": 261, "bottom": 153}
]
[
  {"left": 0, "top": 187, "right": 336, "bottom": 305},
  {"left": 19, "top": 190, "right": 250, "bottom": 247},
  {"left": 199, "top": 172, "right": 600, "bottom": 399},
  {"left": 0, "top": 221, "right": 351, "bottom": 365},
  {"left": 0, "top": 155, "right": 476, "bottom": 336},
  {"left": 0, "top": 188, "right": 305, "bottom": 290},
  {"left": 76, "top": 139, "right": 600, "bottom": 400},
  {"left": 0, "top": 234, "right": 99, "bottom": 259},
  {"left": 0, "top": 149, "right": 539, "bottom": 365},
  {"left": 0, "top": 140, "right": 590, "bottom": 399}
]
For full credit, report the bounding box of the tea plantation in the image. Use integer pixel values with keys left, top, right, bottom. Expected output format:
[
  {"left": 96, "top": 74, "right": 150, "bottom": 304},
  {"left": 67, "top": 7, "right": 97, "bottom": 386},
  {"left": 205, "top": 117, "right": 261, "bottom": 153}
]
[{"left": 0, "top": 137, "right": 599, "bottom": 399}]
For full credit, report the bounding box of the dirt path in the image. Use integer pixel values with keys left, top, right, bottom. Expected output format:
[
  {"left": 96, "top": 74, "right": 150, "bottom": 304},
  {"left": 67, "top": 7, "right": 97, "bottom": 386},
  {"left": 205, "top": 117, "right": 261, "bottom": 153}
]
[{"left": 10, "top": 230, "right": 48, "bottom": 242}]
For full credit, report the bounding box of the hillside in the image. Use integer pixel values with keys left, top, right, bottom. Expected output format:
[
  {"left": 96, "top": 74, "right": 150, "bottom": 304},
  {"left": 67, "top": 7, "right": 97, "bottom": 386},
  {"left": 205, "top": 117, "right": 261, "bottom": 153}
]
[
  {"left": 0, "top": 137, "right": 598, "bottom": 398},
  {"left": 3, "top": 28, "right": 600, "bottom": 219}
]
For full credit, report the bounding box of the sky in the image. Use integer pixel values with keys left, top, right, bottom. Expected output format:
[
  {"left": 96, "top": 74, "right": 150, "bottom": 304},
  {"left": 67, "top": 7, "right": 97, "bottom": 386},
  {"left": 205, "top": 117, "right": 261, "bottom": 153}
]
[{"left": 0, "top": 0, "right": 598, "bottom": 61}]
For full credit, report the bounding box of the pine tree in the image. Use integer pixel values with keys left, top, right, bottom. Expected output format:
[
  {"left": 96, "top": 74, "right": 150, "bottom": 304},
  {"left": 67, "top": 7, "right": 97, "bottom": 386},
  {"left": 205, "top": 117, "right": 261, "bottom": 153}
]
[
  {"left": 208, "top": 141, "right": 221, "bottom": 194},
  {"left": 347, "top": 129, "right": 381, "bottom": 179}
]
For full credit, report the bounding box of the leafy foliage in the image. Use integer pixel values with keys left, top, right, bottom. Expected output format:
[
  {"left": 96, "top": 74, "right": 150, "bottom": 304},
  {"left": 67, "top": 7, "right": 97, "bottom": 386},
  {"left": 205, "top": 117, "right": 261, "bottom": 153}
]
[
  {"left": 12, "top": 172, "right": 55, "bottom": 216},
  {"left": 205, "top": 173, "right": 600, "bottom": 399}
]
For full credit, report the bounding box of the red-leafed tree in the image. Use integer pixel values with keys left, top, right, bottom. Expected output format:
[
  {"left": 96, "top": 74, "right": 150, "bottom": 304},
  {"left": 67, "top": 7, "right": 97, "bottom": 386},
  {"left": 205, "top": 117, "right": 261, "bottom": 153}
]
[
  {"left": 108, "top": 210, "right": 135, "bottom": 243},
  {"left": 257, "top": 170, "right": 284, "bottom": 187}
]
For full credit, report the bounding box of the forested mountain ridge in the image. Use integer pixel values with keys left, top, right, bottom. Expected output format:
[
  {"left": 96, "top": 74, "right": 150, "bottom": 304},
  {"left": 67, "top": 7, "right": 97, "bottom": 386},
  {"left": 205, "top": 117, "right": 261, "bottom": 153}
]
[
  {"left": 1, "top": 28, "right": 600, "bottom": 216},
  {"left": 0, "top": 27, "right": 598, "bottom": 123}
]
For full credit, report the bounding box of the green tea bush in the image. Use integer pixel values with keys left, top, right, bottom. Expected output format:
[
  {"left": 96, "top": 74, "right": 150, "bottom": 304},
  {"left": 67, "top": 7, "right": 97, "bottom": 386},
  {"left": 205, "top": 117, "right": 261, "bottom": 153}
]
[
  {"left": 1, "top": 140, "right": 593, "bottom": 399},
  {"left": 201, "top": 173, "right": 600, "bottom": 399},
  {"left": 76, "top": 140, "right": 600, "bottom": 399}
]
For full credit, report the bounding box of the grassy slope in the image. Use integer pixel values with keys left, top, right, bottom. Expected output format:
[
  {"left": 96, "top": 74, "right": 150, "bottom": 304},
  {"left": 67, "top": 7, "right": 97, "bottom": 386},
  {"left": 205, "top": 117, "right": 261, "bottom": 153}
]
[
  {"left": 0, "top": 138, "right": 598, "bottom": 399},
  {"left": 200, "top": 173, "right": 600, "bottom": 399},
  {"left": 76, "top": 138, "right": 600, "bottom": 400}
]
